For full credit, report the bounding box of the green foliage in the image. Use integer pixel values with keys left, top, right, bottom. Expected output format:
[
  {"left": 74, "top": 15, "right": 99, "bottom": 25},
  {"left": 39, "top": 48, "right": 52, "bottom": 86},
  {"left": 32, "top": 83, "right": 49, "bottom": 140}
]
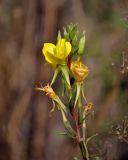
[{"left": 62, "top": 24, "right": 86, "bottom": 58}]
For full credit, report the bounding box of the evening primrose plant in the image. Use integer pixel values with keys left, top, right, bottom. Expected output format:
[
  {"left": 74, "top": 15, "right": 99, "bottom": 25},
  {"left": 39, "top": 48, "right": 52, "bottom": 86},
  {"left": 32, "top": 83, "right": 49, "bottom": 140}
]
[{"left": 36, "top": 24, "right": 95, "bottom": 160}]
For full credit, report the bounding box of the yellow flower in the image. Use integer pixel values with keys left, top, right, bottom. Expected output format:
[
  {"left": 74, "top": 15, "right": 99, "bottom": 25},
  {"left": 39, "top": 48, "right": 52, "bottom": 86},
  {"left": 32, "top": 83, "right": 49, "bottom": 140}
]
[
  {"left": 70, "top": 60, "right": 89, "bottom": 82},
  {"left": 42, "top": 38, "right": 71, "bottom": 66}
]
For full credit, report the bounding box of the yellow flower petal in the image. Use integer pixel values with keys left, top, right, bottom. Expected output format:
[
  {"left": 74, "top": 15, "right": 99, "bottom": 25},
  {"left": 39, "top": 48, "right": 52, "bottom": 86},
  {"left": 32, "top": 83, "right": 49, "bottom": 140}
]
[
  {"left": 42, "top": 39, "right": 72, "bottom": 66},
  {"left": 43, "top": 43, "right": 56, "bottom": 55},
  {"left": 44, "top": 50, "right": 65, "bottom": 64},
  {"left": 65, "top": 42, "right": 71, "bottom": 57},
  {"left": 42, "top": 43, "right": 56, "bottom": 63},
  {"left": 56, "top": 39, "right": 66, "bottom": 59}
]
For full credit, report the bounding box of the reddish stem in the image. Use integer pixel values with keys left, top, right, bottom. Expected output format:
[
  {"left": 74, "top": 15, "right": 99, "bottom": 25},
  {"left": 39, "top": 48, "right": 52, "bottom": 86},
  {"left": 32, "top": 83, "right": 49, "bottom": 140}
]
[
  {"left": 71, "top": 107, "right": 88, "bottom": 160},
  {"left": 71, "top": 107, "right": 81, "bottom": 142}
]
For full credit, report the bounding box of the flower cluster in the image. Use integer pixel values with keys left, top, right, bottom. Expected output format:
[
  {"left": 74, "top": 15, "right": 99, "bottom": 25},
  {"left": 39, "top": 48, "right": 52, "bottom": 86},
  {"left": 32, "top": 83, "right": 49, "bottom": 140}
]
[
  {"left": 42, "top": 24, "right": 89, "bottom": 85},
  {"left": 37, "top": 24, "right": 93, "bottom": 160}
]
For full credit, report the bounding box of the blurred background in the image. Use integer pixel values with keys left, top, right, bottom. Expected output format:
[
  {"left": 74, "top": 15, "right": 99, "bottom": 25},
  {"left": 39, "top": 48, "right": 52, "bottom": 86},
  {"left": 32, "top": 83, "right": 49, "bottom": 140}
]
[{"left": 0, "top": 0, "right": 128, "bottom": 159}]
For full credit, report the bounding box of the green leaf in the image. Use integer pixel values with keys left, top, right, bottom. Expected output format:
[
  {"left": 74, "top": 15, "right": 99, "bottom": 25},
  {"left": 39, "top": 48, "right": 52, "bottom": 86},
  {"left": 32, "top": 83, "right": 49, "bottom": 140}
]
[
  {"left": 56, "top": 131, "right": 75, "bottom": 138},
  {"left": 55, "top": 99, "right": 67, "bottom": 113},
  {"left": 70, "top": 25, "right": 78, "bottom": 39},
  {"left": 60, "top": 75, "right": 66, "bottom": 96},
  {"left": 86, "top": 133, "right": 98, "bottom": 145},
  {"left": 61, "top": 110, "right": 76, "bottom": 137},
  {"left": 63, "top": 27, "right": 69, "bottom": 40},
  {"left": 68, "top": 85, "right": 77, "bottom": 111},
  {"left": 56, "top": 131, "right": 67, "bottom": 136},
  {"left": 72, "top": 35, "right": 78, "bottom": 47}
]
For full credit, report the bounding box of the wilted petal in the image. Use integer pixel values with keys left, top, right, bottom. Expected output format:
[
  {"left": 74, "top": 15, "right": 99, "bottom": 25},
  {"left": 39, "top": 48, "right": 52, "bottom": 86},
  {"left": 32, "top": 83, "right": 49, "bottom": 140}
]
[{"left": 70, "top": 60, "right": 89, "bottom": 82}]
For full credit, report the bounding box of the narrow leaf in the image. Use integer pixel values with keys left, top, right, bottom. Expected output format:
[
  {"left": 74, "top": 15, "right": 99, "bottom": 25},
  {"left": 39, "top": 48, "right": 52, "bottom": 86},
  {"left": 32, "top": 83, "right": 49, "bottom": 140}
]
[{"left": 61, "top": 110, "right": 76, "bottom": 136}]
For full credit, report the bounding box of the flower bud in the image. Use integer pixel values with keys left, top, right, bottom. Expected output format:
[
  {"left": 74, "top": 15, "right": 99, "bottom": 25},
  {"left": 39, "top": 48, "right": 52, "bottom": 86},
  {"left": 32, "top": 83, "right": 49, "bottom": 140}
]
[
  {"left": 78, "top": 34, "right": 86, "bottom": 56},
  {"left": 84, "top": 102, "right": 93, "bottom": 115},
  {"left": 70, "top": 60, "right": 89, "bottom": 82}
]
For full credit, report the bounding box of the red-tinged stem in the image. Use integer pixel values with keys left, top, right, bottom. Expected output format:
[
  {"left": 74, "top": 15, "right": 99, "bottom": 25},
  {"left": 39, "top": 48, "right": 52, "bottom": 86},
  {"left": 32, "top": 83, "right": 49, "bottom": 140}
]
[
  {"left": 71, "top": 107, "right": 88, "bottom": 160},
  {"left": 71, "top": 107, "right": 80, "bottom": 141},
  {"left": 67, "top": 56, "right": 71, "bottom": 69}
]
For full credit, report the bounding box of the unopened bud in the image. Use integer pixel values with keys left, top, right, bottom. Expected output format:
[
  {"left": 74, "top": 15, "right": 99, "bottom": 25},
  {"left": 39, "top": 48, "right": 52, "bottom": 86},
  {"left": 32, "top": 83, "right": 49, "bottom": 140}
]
[
  {"left": 84, "top": 102, "right": 93, "bottom": 115},
  {"left": 78, "top": 33, "right": 86, "bottom": 56}
]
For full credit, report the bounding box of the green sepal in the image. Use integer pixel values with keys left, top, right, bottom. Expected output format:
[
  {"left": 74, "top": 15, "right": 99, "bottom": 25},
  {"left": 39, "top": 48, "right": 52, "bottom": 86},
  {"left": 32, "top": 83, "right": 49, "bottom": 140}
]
[
  {"left": 63, "top": 27, "right": 69, "bottom": 40},
  {"left": 60, "top": 65, "right": 71, "bottom": 90},
  {"left": 69, "top": 25, "right": 78, "bottom": 40},
  {"left": 50, "top": 67, "right": 60, "bottom": 86},
  {"left": 60, "top": 70, "right": 71, "bottom": 96},
  {"left": 72, "top": 35, "right": 78, "bottom": 48}
]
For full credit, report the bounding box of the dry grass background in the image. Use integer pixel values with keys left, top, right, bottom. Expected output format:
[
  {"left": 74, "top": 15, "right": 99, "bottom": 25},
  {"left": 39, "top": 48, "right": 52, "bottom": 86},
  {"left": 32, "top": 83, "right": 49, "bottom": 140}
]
[{"left": 0, "top": 0, "right": 128, "bottom": 159}]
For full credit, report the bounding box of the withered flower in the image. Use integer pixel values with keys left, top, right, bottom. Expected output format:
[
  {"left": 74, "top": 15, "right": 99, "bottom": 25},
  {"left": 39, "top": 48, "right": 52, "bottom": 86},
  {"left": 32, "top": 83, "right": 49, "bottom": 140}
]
[
  {"left": 36, "top": 83, "right": 56, "bottom": 99},
  {"left": 36, "top": 84, "right": 67, "bottom": 112},
  {"left": 42, "top": 84, "right": 56, "bottom": 99},
  {"left": 84, "top": 102, "right": 93, "bottom": 115},
  {"left": 70, "top": 60, "right": 89, "bottom": 82}
]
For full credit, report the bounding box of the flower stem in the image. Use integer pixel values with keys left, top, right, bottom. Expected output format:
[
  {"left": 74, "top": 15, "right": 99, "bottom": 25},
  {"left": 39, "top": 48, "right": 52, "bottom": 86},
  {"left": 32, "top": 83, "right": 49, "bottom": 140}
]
[
  {"left": 71, "top": 83, "right": 90, "bottom": 160},
  {"left": 79, "top": 142, "right": 87, "bottom": 160},
  {"left": 71, "top": 106, "right": 89, "bottom": 160}
]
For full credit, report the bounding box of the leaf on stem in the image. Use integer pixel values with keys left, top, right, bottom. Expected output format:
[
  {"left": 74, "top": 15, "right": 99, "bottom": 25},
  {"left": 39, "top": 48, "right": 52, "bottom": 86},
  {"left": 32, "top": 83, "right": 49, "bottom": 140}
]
[
  {"left": 56, "top": 131, "right": 75, "bottom": 139},
  {"left": 61, "top": 110, "right": 76, "bottom": 137},
  {"left": 86, "top": 133, "right": 98, "bottom": 145}
]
